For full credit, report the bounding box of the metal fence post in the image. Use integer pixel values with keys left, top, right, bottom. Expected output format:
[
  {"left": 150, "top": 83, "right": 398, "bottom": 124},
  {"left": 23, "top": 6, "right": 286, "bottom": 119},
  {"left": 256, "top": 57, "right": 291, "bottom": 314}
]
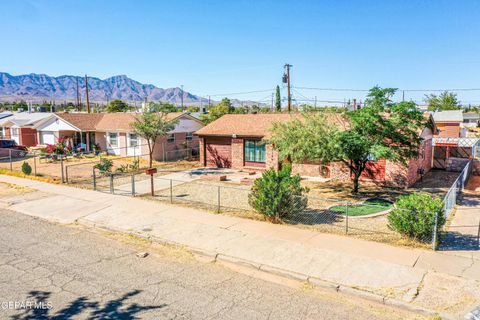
[
  {"left": 217, "top": 186, "right": 221, "bottom": 213},
  {"left": 109, "top": 174, "right": 114, "bottom": 194},
  {"left": 60, "top": 156, "right": 65, "bottom": 183},
  {"left": 169, "top": 179, "right": 173, "bottom": 203},
  {"left": 33, "top": 152, "right": 37, "bottom": 176},
  {"left": 9, "top": 149, "right": 12, "bottom": 171},
  {"left": 432, "top": 211, "right": 439, "bottom": 251},
  {"left": 92, "top": 168, "right": 97, "bottom": 191},
  {"left": 65, "top": 165, "right": 69, "bottom": 183},
  {"left": 345, "top": 201, "right": 349, "bottom": 234},
  {"left": 131, "top": 174, "right": 135, "bottom": 197}
]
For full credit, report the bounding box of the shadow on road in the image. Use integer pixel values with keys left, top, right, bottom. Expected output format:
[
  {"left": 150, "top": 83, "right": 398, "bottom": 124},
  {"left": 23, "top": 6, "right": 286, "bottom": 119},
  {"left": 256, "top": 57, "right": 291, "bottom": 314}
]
[{"left": 11, "top": 289, "right": 166, "bottom": 320}]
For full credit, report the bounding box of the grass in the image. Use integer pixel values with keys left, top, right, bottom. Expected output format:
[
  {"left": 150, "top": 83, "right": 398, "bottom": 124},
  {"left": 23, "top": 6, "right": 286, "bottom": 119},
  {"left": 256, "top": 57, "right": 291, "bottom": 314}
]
[
  {"left": 329, "top": 198, "right": 393, "bottom": 216},
  {"left": 0, "top": 168, "right": 61, "bottom": 184}
]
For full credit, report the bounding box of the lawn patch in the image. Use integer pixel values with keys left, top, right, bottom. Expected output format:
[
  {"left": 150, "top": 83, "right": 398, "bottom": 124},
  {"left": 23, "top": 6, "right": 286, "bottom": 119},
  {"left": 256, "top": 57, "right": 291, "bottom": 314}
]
[{"left": 329, "top": 198, "right": 393, "bottom": 216}]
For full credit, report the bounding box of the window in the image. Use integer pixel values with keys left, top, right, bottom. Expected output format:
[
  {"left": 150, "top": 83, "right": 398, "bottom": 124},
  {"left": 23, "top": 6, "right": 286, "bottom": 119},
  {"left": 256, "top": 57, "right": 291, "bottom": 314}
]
[
  {"left": 129, "top": 133, "right": 139, "bottom": 147},
  {"left": 167, "top": 133, "right": 175, "bottom": 143},
  {"left": 11, "top": 128, "right": 19, "bottom": 136},
  {"left": 186, "top": 132, "right": 193, "bottom": 141},
  {"left": 244, "top": 140, "right": 266, "bottom": 163},
  {"left": 108, "top": 132, "right": 118, "bottom": 147}
]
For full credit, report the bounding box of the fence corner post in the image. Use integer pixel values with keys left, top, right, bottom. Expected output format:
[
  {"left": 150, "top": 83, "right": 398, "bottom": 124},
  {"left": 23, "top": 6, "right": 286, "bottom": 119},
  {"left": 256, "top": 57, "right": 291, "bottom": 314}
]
[
  {"left": 345, "top": 201, "right": 349, "bottom": 234},
  {"left": 131, "top": 174, "right": 135, "bottom": 197},
  {"left": 92, "top": 168, "right": 97, "bottom": 191},
  {"left": 217, "top": 186, "right": 221, "bottom": 213},
  {"left": 33, "top": 152, "right": 37, "bottom": 176},
  {"left": 109, "top": 174, "right": 114, "bottom": 194},
  {"left": 9, "top": 149, "right": 12, "bottom": 171},
  {"left": 169, "top": 179, "right": 173, "bottom": 203},
  {"left": 432, "top": 211, "right": 439, "bottom": 251}
]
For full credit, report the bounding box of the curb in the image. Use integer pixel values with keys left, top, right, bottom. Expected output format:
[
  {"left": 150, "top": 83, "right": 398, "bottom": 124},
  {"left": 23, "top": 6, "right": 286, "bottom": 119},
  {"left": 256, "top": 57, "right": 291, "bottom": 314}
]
[{"left": 79, "top": 219, "right": 446, "bottom": 319}]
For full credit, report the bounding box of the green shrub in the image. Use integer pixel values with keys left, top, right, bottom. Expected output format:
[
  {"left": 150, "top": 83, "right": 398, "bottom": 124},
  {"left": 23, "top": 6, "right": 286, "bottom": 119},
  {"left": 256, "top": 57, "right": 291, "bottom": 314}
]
[
  {"left": 21, "top": 162, "right": 32, "bottom": 175},
  {"left": 248, "top": 164, "right": 308, "bottom": 222},
  {"left": 388, "top": 193, "right": 444, "bottom": 241},
  {"left": 94, "top": 158, "right": 113, "bottom": 174}
]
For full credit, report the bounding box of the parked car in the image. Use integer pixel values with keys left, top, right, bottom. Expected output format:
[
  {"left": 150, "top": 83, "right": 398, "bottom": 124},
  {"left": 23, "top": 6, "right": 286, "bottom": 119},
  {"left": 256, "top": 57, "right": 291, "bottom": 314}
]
[{"left": 0, "top": 139, "right": 28, "bottom": 157}]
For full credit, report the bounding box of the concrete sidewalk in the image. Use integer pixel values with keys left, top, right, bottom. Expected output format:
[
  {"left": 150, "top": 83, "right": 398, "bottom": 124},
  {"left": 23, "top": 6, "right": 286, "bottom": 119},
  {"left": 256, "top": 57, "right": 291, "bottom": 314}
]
[{"left": 1, "top": 174, "right": 479, "bottom": 319}]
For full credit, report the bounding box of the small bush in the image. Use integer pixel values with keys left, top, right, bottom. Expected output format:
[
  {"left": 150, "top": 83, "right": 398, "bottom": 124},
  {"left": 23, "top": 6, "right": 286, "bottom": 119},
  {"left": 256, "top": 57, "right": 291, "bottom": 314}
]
[
  {"left": 21, "top": 162, "right": 32, "bottom": 175},
  {"left": 94, "top": 158, "right": 113, "bottom": 174},
  {"left": 388, "top": 193, "right": 444, "bottom": 241},
  {"left": 248, "top": 164, "right": 308, "bottom": 222}
]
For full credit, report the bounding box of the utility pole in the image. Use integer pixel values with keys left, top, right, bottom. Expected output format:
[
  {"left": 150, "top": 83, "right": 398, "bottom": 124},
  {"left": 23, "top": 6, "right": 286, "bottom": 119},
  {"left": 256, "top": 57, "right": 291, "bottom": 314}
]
[
  {"left": 402, "top": 90, "right": 405, "bottom": 102},
  {"left": 271, "top": 93, "right": 274, "bottom": 111},
  {"left": 283, "top": 64, "right": 292, "bottom": 112},
  {"left": 314, "top": 96, "right": 317, "bottom": 108},
  {"left": 85, "top": 75, "right": 91, "bottom": 113},
  {"left": 180, "top": 85, "right": 184, "bottom": 111},
  {"left": 76, "top": 77, "right": 80, "bottom": 107},
  {"left": 208, "top": 95, "right": 211, "bottom": 108}
]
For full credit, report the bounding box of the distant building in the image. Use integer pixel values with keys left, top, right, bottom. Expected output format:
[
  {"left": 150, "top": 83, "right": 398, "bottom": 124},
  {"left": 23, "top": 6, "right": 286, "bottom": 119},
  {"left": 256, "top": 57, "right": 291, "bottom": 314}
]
[{"left": 432, "top": 110, "right": 465, "bottom": 137}]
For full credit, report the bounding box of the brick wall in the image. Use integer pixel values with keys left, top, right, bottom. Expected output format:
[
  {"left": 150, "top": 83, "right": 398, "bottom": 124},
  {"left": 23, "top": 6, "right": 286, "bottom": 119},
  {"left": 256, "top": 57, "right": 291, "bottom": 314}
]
[
  {"left": 266, "top": 144, "right": 279, "bottom": 170},
  {"left": 446, "top": 157, "right": 470, "bottom": 172},
  {"left": 231, "top": 138, "right": 244, "bottom": 169},
  {"left": 199, "top": 137, "right": 205, "bottom": 166},
  {"left": 473, "top": 160, "right": 480, "bottom": 176},
  {"left": 330, "top": 162, "right": 351, "bottom": 181},
  {"left": 292, "top": 163, "right": 329, "bottom": 177}
]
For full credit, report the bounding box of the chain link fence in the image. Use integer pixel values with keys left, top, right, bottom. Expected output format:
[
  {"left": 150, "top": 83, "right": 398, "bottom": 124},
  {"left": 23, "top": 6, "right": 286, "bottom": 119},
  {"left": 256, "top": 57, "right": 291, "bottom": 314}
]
[{"left": 96, "top": 172, "right": 441, "bottom": 249}]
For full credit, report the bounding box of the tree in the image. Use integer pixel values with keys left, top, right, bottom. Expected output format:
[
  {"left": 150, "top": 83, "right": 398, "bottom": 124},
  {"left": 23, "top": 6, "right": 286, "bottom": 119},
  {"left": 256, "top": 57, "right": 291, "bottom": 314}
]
[
  {"left": 186, "top": 105, "right": 200, "bottom": 112},
  {"left": 248, "top": 164, "right": 308, "bottom": 222},
  {"left": 275, "top": 85, "right": 281, "bottom": 111},
  {"left": 106, "top": 99, "right": 129, "bottom": 113},
  {"left": 270, "top": 87, "right": 427, "bottom": 193},
  {"left": 131, "top": 112, "right": 177, "bottom": 167},
  {"left": 148, "top": 102, "right": 179, "bottom": 113},
  {"left": 201, "top": 98, "right": 234, "bottom": 124},
  {"left": 424, "top": 91, "right": 461, "bottom": 111}
]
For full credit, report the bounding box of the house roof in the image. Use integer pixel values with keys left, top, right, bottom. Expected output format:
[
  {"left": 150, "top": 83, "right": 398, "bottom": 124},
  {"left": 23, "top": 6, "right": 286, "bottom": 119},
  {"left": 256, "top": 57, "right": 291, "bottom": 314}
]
[
  {"left": 195, "top": 113, "right": 348, "bottom": 138},
  {"left": 0, "top": 112, "right": 54, "bottom": 127},
  {"left": 94, "top": 112, "right": 187, "bottom": 131},
  {"left": 432, "top": 110, "right": 463, "bottom": 123},
  {"left": 463, "top": 113, "right": 480, "bottom": 120},
  {"left": 55, "top": 113, "right": 104, "bottom": 131}
]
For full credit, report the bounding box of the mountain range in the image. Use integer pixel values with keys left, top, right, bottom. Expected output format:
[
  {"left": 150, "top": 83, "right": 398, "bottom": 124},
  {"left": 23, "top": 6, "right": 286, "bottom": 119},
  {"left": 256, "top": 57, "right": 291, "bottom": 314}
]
[{"left": 0, "top": 72, "right": 211, "bottom": 105}]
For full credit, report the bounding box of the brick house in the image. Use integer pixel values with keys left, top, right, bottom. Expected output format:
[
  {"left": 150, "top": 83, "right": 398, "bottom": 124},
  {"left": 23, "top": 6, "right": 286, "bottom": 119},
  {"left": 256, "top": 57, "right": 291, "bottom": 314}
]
[
  {"left": 432, "top": 110, "right": 465, "bottom": 137},
  {"left": 195, "top": 113, "right": 435, "bottom": 188}
]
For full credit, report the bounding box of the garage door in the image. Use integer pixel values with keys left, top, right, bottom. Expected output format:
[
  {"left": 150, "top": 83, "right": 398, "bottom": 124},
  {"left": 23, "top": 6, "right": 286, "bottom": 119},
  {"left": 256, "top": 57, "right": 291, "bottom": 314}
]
[
  {"left": 40, "top": 131, "right": 56, "bottom": 145},
  {"left": 205, "top": 139, "right": 232, "bottom": 168}
]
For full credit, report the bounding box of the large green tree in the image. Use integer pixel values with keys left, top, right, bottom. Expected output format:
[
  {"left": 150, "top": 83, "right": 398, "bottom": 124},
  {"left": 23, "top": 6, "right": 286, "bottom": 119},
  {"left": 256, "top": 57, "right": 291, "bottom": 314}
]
[
  {"left": 275, "top": 85, "right": 281, "bottom": 112},
  {"left": 148, "top": 102, "right": 179, "bottom": 113},
  {"left": 201, "top": 98, "right": 234, "bottom": 123},
  {"left": 131, "top": 112, "right": 177, "bottom": 167},
  {"left": 106, "top": 99, "right": 130, "bottom": 112},
  {"left": 270, "top": 87, "right": 427, "bottom": 193},
  {"left": 424, "top": 91, "right": 461, "bottom": 111}
]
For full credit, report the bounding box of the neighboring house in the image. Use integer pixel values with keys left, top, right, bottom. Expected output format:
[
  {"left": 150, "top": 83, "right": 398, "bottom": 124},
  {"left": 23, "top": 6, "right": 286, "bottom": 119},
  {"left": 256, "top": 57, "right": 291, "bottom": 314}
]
[
  {"left": 35, "top": 112, "right": 203, "bottom": 160},
  {"left": 463, "top": 113, "right": 480, "bottom": 128},
  {"left": 0, "top": 112, "right": 54, "bottom": 146},
  {"left": 432, "top": 110, "right": 465, "bottom": 137},
  {"left": 195, "top": 113, "right": 435, "bottom": 188}
]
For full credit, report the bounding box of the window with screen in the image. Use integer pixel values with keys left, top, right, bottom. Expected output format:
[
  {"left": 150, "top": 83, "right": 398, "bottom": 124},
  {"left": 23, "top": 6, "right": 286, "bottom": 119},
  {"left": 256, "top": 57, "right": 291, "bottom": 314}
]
[
  {"left": 108, "top": 132, "right": 118, "bottom": 147},
  {"left": 129, "top": 133, "right": 138, "bottom": 147}
]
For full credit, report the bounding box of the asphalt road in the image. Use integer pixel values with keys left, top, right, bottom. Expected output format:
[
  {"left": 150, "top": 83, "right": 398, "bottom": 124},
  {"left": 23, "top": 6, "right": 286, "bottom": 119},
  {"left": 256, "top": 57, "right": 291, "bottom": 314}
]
[{"left": 0, "top": 208, "right": 423, "bottom": 320}]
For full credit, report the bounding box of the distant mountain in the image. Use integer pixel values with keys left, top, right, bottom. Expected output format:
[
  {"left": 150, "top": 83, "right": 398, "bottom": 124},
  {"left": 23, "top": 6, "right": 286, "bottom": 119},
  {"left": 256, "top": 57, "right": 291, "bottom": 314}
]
[{"left": 0, "top": 72, "right": 210, "bottom": 105}]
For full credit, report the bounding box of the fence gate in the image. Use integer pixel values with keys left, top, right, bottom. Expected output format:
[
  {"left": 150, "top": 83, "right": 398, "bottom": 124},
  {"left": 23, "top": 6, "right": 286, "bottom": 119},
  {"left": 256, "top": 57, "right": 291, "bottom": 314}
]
[{"left": 433, "top": 146, "right": 447, "bottom": 169}]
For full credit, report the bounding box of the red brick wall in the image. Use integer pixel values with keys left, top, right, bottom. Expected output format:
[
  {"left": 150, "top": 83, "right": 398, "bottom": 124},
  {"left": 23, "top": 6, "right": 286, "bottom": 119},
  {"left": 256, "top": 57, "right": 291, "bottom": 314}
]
[
  {"left": 231, "top": 138, "right": 244, "bottom": 169},
  {"left": 20, "top": 128, "right": 38, "bottom": 147},
  {"left": 359, "top": 160, "right": 386, "bottom": 181}
]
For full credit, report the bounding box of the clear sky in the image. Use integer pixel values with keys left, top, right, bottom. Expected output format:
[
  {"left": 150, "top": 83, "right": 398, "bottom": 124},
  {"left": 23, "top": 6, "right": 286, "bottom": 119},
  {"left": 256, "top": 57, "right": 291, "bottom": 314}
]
[{"left": 1, "top": 0, "right": 480, "bottom": 104}]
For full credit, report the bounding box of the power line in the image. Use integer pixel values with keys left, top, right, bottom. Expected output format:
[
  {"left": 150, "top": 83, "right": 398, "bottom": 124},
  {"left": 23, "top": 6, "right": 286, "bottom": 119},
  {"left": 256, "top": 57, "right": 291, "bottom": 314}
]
[
  {"left": 207, "top": 88, "right": 275, "bottom": 97},
  {"left": 293, "top": 86, "right": 480, "bottom": 92}
]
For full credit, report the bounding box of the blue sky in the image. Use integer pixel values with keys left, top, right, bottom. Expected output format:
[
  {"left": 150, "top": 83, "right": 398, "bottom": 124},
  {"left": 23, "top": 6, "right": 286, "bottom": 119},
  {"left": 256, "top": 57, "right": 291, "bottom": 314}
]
[{"left": 1, "top": 0, "right": 480, "bottom": 104}]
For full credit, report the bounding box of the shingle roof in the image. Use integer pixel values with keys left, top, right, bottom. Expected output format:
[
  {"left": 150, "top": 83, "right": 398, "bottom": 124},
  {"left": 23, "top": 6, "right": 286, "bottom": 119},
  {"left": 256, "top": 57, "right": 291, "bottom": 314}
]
[
  {"left": 432, "top": 110, "right": 463, "bottom": 123},
  {"left": 95, "top": 112, "right": 185, "bottom": 131},
  {"left": 195, "top": 113, "right": 348, "bottom": 138},
  {"left": 55, "top": 113, "right": 104, "bottom": 131}
]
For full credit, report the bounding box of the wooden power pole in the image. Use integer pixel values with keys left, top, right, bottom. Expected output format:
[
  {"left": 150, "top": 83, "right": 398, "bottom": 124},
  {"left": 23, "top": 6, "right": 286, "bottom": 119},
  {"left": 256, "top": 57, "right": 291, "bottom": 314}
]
[
  {"left": 283, "top": 64, "right": 292, "bottom": 112},
  {"left": 76, "top": 77, "right": 80, "bottom": 107},
  {"left": 85, "top": 75, "right": 91, "bottom": 113}
]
